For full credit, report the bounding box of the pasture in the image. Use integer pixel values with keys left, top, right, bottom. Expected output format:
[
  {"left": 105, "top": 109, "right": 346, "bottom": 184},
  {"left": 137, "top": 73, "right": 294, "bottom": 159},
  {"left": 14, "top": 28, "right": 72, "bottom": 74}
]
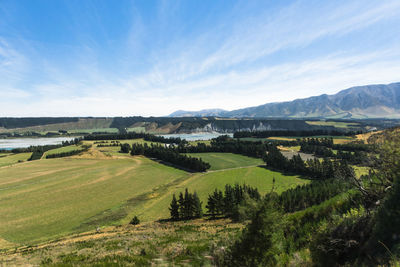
[
  {"left": 67, "top": 128, "right": 119, "bottom": 134},
  {"left": 130, "top": 166, "right": 308, "bottom": 222},
  {"left": 185, "top": 152, "right": 263, "bottom": 170},
  {"left": 267, "top": 135, "right": 355, "bottom": 144},
  {"left": 0, "top": 145, "right": 308, "bottom": 249},
  {"left": 44, "top": 144, "right": 84, "bottom": 157},
  {"left": 305, "top": 120, "right": 360, "bottom": 128},
  {"left": 0, "top": 156, "right": 188, "bottom": 246},
  {"left": 0, "top": 153, "right": 32, "bottom": 168}
]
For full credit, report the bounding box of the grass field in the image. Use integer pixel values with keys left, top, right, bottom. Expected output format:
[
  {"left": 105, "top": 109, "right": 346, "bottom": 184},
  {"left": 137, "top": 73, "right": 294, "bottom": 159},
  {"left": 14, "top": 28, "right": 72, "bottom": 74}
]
[
  {"left": 267, "top": 136, "right": 355, "bottom": 144},
  {"left": 0, "top": 153, "right": 32, "bottom": 168},
  {"left": 0, "top": 156, "right": 188, "bottom": 246},
  {"left": 67, "top": 128, "right": 119, "bottom": 134},
  {"left": 0, "top": 145, "right": 308, "bottom": 248},
  {"left": 305, "top": 120, "right": 360, "bottom": 128},
  {"left": 44, "top": 145, "right": 84, "bottom": 157},
  {"left": 91, "top": 139, "right": 159, "bottom": 156},
  {"left": 353, "top": 166, "right": 370, "bottom": 178},
  {"left": 188, "top": 140, "right": 212, "bottom": 146},
  {"left": 127, "top": 126, "right": 146, "bottom": 133},
  {"left": 129, "top": 166, "right": 308, "bottom": 222},
  {"left": 185, "top": 152, "right": 263, "bottom": 170}
]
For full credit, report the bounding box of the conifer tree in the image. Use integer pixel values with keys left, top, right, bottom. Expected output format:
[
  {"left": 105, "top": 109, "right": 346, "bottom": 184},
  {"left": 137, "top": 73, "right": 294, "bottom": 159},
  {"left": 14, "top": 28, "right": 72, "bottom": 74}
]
[
  {"left": 193, "top": 191, "right": 203, "bottom": 218},
  {"left": 178, "top": 192, "right": 185, "bottom": 219},
  {"left": 206, "top": 193, "right": 217, "bottom": 218},
  {"left": 169, "top": 194, "right": 180, "bottom": 221}
]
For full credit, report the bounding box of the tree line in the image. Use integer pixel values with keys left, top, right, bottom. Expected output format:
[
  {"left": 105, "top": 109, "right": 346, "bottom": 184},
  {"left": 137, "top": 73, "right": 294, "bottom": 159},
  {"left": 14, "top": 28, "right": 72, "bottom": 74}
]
[
  {"left": 177, "top": 135, "right": 270, "bottom": 158},
  {"left": 128, "top": 143, "right": 210, "bottom": 172},
  {"left": 233, "top": 129, "right": 362, "bottom": 138},
  {"left": 264, "top": 146, "right": 355, "bottom": 180},
  {"left": 206, "top": 184, "right": 261, "bottom": 221},
  {"left": 45, "top": 145, "right": 91, "bottom": 159},
  {"left": 84, "top": 132, "right": 185, "bottom": 144},
  {"left": 278, "top": 179, "right": 352, "bottom": 213}
]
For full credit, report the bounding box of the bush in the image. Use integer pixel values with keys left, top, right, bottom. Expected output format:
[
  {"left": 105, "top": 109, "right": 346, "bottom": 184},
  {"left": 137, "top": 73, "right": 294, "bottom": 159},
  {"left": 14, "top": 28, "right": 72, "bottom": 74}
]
[{"left": 129, "top": 216, "right": 140, "bottom": 225}]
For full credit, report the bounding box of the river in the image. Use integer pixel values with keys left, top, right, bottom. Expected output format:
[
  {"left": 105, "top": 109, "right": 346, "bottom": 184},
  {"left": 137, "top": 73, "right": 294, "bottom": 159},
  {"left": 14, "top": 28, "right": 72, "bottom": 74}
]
[
  {"left": 0, "top": 137, "right": 77, "bottom": 150},
  {"left": 158, "top": 132, "right": 232, "bottom": 141}
]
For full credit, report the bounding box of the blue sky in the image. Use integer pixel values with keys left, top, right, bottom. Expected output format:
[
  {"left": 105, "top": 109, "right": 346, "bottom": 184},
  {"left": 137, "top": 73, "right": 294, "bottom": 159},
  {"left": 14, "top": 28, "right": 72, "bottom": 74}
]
[{"left": 1, "top": 0, "right": 400, "bottom": 116}]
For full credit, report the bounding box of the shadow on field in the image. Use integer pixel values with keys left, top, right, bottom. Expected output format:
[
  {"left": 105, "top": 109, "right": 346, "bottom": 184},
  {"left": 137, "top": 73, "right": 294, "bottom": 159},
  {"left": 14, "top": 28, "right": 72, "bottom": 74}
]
[
  {"left": 148, "top": 158, "right": 205, "bottom": 173},
  {"left": 258, "top": 165, "right": 312, "bottom": 180}
]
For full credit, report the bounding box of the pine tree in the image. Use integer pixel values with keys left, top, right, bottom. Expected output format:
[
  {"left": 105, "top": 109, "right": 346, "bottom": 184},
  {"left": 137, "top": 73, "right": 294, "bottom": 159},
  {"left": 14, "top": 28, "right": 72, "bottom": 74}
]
[
  {"left": 169, "top": 194, "right": 180, "bottom": 221},
  {"left": 193, "top": 191, "right": 203, "bottom": 218},
  {"left": 206, "top": 193, "right": 217, "bottom": 218},
  {"left": 227, "top": 195, "right": 281, "bottom": 266},
  {"left": 178, "top": 192, "right": 185, "bottom": 219}
]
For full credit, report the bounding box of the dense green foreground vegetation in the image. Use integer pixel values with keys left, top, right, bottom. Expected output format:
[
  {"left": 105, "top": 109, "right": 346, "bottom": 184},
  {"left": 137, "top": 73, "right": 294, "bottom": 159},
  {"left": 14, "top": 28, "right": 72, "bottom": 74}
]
[{"left": 0, "top": 219, "right": 243, "bottom": 266}]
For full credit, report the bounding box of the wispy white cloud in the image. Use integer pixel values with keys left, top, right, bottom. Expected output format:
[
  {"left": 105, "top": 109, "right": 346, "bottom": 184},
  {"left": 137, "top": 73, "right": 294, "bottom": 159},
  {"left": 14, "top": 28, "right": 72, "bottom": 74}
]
[{"left": 0, "top": 0, "right": 400, "bottom": 116}]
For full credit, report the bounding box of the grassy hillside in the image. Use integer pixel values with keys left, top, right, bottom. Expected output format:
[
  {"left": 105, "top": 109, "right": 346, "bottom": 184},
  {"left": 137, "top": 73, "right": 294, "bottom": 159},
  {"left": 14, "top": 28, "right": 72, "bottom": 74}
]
[
  {"left": 0, "top": 118, "right": 114, "bottom": 134},
  {"left": 129, "top": 166, "right": 307, "bottom": 222},
  {"left": 0, "top": 143, "right": 308, "bottom": 249},
  {"left": 185, "top": 152, "right": 263, "bottom": 170},
  {"left": 0, "top": 156, "right": 188, "bottom": 246},
  {"left": 44, "top": 145, "right": 84, "bottom": 157},
  {"left": 0, "top": 219, "right": 243, "bottom": 266},
  {"left": 0, "top": 153, "right": 32, "bottom": 168},
  {"left": 305, "top": 120, "right": 360, "bottom": 128}
]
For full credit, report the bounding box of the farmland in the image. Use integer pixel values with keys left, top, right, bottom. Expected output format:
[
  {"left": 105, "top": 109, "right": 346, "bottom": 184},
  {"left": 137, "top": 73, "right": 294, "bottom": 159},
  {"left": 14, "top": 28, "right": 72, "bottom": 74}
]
[
  {"left": 44, "top": 144, "right": 84, "bottom": 157},
  {"left": 305, "top": 120, "right": 360, "bottom": 128},
  {"left": 129, "top": 165, "right": 307, "bottom": 222},
  {"left": 0, "top": 153, "right": 32, "bottom": 168},
  {"left": 0, "top": 155, "right": 188, "bottom": 245},
  {"left": 0, "top": 126, "right": 397, "bottom": 267},
  {"left": 0, "top": 144, "right": 307, "bottom": 248},
  {"left": 185, "top": 152, "right": 263, "bottom": 170}
]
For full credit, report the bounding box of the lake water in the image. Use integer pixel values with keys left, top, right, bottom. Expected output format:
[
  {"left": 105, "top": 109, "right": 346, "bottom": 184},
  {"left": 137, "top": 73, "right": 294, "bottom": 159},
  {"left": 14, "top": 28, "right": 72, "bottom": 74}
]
[
  {"left": 158, "top": 133, "right": 233, "bottom": 141},
  {"left": 0, "top": 137, "right": 77, "bottom": 150}
]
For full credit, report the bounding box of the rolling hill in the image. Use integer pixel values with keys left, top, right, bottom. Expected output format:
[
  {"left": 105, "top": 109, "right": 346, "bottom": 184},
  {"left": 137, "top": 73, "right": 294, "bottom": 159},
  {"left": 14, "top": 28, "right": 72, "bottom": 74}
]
[{"left": 169, "top": 82, "right": 400, "bottom": 119}]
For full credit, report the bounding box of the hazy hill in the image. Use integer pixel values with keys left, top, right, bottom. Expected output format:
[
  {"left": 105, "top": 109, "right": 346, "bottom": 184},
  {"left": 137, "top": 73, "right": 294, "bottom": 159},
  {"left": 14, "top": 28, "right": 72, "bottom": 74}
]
[
  {"left": 169, "top": 109, "right": 228, "bottom": 117},
  {"left": 169, "top": 82, "right": 400, "bottom": 119}
]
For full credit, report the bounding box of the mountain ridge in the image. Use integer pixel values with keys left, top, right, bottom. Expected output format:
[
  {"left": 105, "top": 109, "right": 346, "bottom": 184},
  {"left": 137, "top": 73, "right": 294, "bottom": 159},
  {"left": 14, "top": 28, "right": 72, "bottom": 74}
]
[{"left": 168, "top": 82, "right": 400, "bottom": 119}]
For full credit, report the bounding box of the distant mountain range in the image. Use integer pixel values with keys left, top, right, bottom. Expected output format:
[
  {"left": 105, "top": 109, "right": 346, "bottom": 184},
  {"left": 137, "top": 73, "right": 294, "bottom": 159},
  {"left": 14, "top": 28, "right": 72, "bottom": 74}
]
[{"left": 169, "top": 82, "right": 400, "bottom": 119}]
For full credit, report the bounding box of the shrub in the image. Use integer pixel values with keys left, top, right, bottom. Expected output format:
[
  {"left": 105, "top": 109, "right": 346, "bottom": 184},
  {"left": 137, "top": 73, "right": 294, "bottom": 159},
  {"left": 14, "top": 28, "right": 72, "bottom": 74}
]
[{"left": 129, "top": 216, "right": 140, "bottom": 225}]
